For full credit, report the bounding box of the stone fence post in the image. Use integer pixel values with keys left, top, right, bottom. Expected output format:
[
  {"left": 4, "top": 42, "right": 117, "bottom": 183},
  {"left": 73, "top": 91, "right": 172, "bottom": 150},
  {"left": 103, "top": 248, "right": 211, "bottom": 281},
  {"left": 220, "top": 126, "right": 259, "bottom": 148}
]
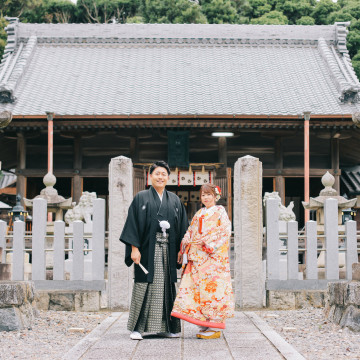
[
  {"left": 234, "top": 155, "right": 263, "bottom": 308},
  {"left": 108, "top": 156, "right": 133, "bottom": 310}
]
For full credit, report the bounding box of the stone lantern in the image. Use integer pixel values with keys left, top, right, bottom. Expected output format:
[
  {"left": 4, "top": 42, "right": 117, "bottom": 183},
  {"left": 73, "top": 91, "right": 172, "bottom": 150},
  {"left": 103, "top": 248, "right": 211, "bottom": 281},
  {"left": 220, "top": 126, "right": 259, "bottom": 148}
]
[
  {"left": 302, "top": 171, "right": 357, "bottom": 232},
  {"left": 0, "top": 111, "right": 12, "bottom": 129},
  {"left": 24, "top": 172, "right": 73, "bottom": 231},
  {"left": 302, "top": 171, "right": 357, "bottom": 270},
  {"left": 23, "top": 172, "right": 73, "bottom": 273}
]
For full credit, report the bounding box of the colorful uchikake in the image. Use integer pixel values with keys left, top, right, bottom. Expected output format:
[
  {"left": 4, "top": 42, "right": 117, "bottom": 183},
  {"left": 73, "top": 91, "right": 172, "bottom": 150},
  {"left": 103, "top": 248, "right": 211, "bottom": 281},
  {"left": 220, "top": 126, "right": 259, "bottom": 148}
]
[{"left": 215, "top": 186, "right": 221, "bottom": 202}]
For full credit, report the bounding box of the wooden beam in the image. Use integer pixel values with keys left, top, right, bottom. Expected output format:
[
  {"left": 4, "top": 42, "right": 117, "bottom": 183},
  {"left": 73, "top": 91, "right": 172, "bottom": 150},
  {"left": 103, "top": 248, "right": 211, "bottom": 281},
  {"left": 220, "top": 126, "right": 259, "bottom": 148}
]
[
  {"left": 263, "top": 169, "right": 341, "bottom": 177},
  {"left": 6, "top": 118, "right": 356, "bottom": 131},
  {"left": 21, "top": 168, "right": 341, "bottom": 178},
  {"left": 0, "top": 187, "right": 17, "bottom": 195}
]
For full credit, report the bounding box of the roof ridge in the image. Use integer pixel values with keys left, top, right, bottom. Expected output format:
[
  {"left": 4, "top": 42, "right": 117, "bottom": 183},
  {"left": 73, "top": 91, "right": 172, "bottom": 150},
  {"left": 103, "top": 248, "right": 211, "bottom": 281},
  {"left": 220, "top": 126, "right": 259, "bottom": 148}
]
[
  {"left": 0, "top": 36, "right": 37, "bottom": 103},
  {"left": 12, "top": 19, "right": 337, "bottom": 42},
  {"left": 318, "top": 33, "right": 360, "bottom": 104},
  {"left": 30, "top": 37, "right": 327, "bottom": 46}
]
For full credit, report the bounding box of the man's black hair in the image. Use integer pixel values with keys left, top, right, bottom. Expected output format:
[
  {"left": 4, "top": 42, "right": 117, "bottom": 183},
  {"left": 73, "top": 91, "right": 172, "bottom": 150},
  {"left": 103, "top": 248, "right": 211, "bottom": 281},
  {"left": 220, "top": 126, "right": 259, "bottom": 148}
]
[{"left": 149, "top": 161, "right": 171, "bottom": 175}]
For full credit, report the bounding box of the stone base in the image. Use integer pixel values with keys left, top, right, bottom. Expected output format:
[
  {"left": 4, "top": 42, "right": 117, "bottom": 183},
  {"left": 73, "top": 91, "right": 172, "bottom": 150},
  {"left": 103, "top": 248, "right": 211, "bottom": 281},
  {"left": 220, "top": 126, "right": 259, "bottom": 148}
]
[
  {"left": 325, "top": 281, "right": 360, "bottom": 332},
  {"left": 35, "top": 290, "right": 101, "bottom": 312},
  {"left": 0, "top": 264, "right": 11, "bottom": 280},
  {"left": 267, "top": 290, "right": 326, "bottom": 310},
  {"left": 353, "top": 263, "right": 360, "bottom": 281},
  {"left": 0, "top": 281, "right": 37, "bottom": 331}
]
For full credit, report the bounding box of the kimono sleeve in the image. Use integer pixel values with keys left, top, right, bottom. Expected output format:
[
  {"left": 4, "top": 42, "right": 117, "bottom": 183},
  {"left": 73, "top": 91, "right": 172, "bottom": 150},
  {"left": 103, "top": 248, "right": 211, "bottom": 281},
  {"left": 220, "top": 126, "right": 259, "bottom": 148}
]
[
  {"left": 119, "top": 196, "right": 141, "bottom": 267},
  {"left": 179, "top": 214, "right": 197, "bottom": 255},
  {"left": 202, "top": 207, "right": 231, "bottom": 254},
  {"left": 177, "top": 201, "right": 189, "bottom": 253}
]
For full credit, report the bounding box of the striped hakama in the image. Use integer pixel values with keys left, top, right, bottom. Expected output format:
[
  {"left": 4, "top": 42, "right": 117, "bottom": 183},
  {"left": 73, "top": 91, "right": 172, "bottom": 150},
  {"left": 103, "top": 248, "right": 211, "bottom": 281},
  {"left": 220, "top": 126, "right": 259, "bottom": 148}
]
[{"left": 127, "top": 233, "right": 181, "bottom": 334}]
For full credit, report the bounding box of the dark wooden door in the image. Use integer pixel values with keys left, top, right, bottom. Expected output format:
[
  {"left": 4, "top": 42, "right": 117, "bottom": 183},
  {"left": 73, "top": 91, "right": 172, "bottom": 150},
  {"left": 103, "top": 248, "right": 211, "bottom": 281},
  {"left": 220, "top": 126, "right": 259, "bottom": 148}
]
[{"left": 133, "top": 167, "right": 146, "bottom": 197}]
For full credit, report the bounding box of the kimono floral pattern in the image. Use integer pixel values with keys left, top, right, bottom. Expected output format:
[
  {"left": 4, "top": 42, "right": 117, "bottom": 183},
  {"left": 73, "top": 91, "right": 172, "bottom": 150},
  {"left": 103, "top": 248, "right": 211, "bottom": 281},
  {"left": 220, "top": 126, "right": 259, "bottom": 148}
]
[{"left": 171, "top": 205, "right": 234, "bottom": 328}]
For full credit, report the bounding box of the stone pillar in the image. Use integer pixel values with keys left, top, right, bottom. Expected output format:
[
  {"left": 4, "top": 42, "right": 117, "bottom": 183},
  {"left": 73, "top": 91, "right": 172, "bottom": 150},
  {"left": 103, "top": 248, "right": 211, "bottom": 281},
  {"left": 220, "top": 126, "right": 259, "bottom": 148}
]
[
  {"left": 108, "top": 156, "right": 133, "bottom": 310},
  {"left": 234, "top": 155, "right": 263, "bottom": 308}
]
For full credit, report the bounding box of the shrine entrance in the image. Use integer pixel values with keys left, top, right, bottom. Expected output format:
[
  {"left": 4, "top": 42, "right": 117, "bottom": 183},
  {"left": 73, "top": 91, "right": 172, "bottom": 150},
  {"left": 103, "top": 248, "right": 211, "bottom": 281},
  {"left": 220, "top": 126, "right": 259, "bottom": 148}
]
[{"left": 132, "top": 165, "right": 232, "bottom": 222}]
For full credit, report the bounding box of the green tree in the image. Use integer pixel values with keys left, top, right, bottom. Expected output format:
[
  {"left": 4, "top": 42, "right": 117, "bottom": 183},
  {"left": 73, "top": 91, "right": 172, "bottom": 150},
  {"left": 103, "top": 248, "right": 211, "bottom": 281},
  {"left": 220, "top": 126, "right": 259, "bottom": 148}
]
[
  {"left": 347, "top": 28, "right": 360, "bottom": 58},
  {"left": 241, "top": 0, "right": 272, "bottom": 19},
  {"left": 250, "top": 10, "right": 288, "bottom": 24},
  {"left": 126, "top": 15, "right": 144, "bottom": 23},
  {"left": 201, "top": 0, "right": 239, "bottom": 24},
  {"left": 311, "top": 0, "right": 340, "bottom": 25},
  {"left": 276, "top": 0, "right": 314, "bottom": 25},
  {"left": 296, "top": 15, "right": 315, "bottom": 25},
  {"left": 141, "top": 0, "right": 206, "bottom": 23},
  {"left": 174, "top": 1, "right": 207, "bottom": 24},
  {"left": 0, "top": 17, "right": 8, "bottom": 60},
  {"left": 352, "top": 51, "right": 360, "bottom": 79},
  {"left": 43, "top": 0, "right": 78, "bottom": 23},
  {"left": 0, "top": 0, "right": 43, "bottom": 18},
  {"left": 78, "top": 0, "right": 141, "bottom": 23},
  {"left": 327, "top": 10, "right": 354, "bottom": 24}
]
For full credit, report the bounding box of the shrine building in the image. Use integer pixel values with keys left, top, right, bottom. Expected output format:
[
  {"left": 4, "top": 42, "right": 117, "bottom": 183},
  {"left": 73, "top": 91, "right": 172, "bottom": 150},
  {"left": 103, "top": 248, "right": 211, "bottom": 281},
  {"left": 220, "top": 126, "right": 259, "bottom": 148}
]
[{"left": 1, "top": 19, "right": 360, "bottom": 226}]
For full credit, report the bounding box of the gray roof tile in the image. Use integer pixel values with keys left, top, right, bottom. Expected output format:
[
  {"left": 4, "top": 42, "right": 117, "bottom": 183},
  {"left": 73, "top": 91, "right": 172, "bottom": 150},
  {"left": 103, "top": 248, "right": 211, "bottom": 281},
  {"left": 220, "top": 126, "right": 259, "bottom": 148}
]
[{"left": 0, "top": 21, "right": 359, "bottom": 116}]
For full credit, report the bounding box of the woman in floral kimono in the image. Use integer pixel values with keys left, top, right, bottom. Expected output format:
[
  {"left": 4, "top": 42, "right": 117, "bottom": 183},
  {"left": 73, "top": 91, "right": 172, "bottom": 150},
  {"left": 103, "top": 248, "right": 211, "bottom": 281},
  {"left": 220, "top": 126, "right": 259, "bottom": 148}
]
[{"left": 171, "top": 184, "right": 234, "bottom": 339}]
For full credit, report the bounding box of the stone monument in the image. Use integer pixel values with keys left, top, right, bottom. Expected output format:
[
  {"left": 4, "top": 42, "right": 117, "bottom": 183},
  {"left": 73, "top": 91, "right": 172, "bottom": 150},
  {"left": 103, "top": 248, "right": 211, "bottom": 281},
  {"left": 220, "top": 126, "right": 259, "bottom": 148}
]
[{"left": 233, "top": 155, "right": 263, "bottom": 308}]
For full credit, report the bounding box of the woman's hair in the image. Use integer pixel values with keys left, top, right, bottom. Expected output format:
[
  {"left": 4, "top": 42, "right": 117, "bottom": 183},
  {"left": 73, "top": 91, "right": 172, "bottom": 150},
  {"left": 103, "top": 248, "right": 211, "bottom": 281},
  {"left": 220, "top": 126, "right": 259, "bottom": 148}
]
[
  {"left": 200, "top": 184, "right": 216, "bottom": 196},
  {"left": 149, "top": 160, "right": 171, "bottom": 175}
]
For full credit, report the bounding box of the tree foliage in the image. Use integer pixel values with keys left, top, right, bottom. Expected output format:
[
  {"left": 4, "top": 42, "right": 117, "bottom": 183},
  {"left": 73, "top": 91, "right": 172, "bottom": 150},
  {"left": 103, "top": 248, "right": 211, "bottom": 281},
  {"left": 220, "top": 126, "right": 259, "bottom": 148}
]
[
  {"left": 251, "top": 10, "right": 288, "bottom": 24},
  {"left": 1, "top": 0, "right": 360, "bottom": 78},
  {"left": 201, "top": 0, "right": 239, "bottom": 24},
  {"left": 0, "top": 17, "right": 8, "bottom": 59},
  {"left": 141, "top": 0, "right": 206, "bottom": 24}
]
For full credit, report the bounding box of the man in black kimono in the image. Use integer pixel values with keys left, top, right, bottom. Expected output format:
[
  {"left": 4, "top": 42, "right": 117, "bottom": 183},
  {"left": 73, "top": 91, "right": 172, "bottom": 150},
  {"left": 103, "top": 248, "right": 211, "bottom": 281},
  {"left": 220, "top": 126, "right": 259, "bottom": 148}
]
[{"left": 120, "top": 161, "right": 188, "bottom": 340}]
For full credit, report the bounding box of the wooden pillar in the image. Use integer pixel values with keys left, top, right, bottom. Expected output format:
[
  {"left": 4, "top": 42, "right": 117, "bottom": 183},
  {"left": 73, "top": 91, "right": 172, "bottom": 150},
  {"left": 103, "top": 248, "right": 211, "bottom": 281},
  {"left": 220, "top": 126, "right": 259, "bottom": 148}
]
[
  {"left": 16, "top": 132, "right": 26, "bottom": 202},
  {"left": 274, "top": 137, "right": 285, "bottom": 204},
  {"left": 73, "top": 134, "right": 82, "bottom": 204},
  {"left": 331, "top": 138, "right": 340, "bottom": 194},
  {"left": 304, "top": 112, "right": 311, "bottom": 223},
  {"left": 46, "top": 112, "right": 54, "bottom": 174},
  {"left": 218, "top": 137, "right": 227, "bottom": 167},
  {"left": 130, "top": 136, "right": 139, "bottom": 163}
]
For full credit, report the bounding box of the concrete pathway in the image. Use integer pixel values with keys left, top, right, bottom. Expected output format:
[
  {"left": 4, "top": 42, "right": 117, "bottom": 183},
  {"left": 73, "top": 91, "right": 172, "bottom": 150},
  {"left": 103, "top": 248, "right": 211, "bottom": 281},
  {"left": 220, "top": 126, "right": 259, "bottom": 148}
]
[{"left": 62, "top": 312, "right": 306, "bottom": 360}]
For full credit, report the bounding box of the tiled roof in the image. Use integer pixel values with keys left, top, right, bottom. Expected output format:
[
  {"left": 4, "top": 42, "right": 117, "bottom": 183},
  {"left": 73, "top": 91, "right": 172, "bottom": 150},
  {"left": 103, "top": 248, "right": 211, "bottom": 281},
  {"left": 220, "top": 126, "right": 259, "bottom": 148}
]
[{"left": 0, "top": 19, "right": 359, "bottom": 116}]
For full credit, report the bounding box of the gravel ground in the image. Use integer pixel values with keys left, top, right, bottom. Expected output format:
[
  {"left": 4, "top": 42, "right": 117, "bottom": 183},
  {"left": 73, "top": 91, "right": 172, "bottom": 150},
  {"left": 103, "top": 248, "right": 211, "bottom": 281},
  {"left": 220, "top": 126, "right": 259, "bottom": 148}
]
[
  {"left": 257, "top": 308, "right": 360, "bottom": 360},
  {"left": 0, "top": 310, "right": 110, "bottom": 360}
]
